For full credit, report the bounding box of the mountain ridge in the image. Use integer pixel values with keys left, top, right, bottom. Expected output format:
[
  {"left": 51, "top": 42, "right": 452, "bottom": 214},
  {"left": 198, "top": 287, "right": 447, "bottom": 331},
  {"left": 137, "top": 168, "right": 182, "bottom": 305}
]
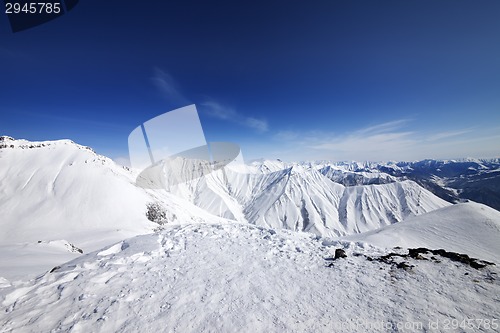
[
  {"left": 0, "top": 136, "right": 495, "bottom": 280},
  {"left": 1, "top": 136, "right": 499, "bottom": 332}
]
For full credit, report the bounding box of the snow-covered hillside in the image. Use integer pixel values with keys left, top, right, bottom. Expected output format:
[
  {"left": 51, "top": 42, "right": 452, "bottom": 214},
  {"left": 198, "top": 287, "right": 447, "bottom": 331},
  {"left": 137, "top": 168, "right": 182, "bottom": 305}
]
[
  {"left": 169, "top": 163, "right": 450, "bottom": 237},
  {"left": 0, "top": 136, "right": 449, "bottom": 248},
  {"left": 1, "top": 136, "right": 500, "bottom": 332},
  {"left": 344, "top": 202, "right": 500, "bottom": 263},
  {"left": 1, "top": 222, "right": 498, "bottom": 332},
  {"left": 0, "top": 136, "right": 464, "bottom": 281},
  {"left": 0, "top": 137, "right": 228, "bottom": 280},
  {"left": 0, "top": 137, "right": 152, "bottom": 246}
]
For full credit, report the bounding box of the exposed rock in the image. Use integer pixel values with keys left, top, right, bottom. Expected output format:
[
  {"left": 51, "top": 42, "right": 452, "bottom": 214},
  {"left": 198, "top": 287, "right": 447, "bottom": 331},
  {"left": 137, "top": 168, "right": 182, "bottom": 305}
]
[
  {"left": 364, "top": 247, "right": 495, "bottom": 271},
  {"left": 49, "top": 266, "right": 61, "bottom": 273},
  {"left": 396, "top": 262, "right": 414, "bottom": 270},
  {"left": 334, "top": 248, "right": 347, "bottom": 259},
  {"left": 324, "top": 248, "right": 348, "bottom": 266},
  {"left": 67, "top": 242, "right": 84, "bottom": 254},
  {"left": 408, "top": 248, "right": 494, "bottom": 269}
]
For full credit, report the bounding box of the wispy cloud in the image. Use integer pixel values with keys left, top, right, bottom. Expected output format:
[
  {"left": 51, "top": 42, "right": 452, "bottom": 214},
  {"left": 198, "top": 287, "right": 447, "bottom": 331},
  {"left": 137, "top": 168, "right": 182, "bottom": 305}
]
[
  {"left": 274, "top": 130, "right": 299, "bottom": 141},
  {"left": 425, "top": 129, "right": 473, "bottom": 141},
  {"left": 151, "top": 69, "right": 268, "bottom": 133},
  {"left": 311, "top": 132, "right": 416, "bottom": 151},
  {"left": 151, "top": 68, "right": 189, "bottom": 106},
  {"left": 308, "top": 123, "right": 417, "bottom": 161},
  {"left": 355, "top": 119, "right": 412, "bottom": 135},
  {"left": 201, "top": 101, "right": 269, "bottom": 133},
  {"left": 265, "top": 120, "right": 498, "bottom": 162}
]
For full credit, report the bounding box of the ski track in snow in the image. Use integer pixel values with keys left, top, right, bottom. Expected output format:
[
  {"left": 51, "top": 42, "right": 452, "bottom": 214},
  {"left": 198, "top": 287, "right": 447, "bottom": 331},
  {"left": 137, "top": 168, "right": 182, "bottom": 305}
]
[{"left": 1, "top": 223, "right": 499, "bottom": 333}]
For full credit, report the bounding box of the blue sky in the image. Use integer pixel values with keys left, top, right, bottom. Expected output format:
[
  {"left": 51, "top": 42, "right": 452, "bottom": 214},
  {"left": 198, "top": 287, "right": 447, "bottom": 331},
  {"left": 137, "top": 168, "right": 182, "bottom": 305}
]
[{"left": 1, "top": 0, "right": 499, "bottom": 163}]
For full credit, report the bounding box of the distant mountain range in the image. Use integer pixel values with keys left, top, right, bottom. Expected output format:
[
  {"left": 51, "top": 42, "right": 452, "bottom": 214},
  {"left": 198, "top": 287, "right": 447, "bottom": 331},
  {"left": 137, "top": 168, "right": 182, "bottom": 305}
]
[
  {"left": 245, "top": 158, "right": 500, "bottom": 211},
  {"left": 1, "top": 136, "right": 498, "bottom": 242},
  {"left": 168, "top": 162, "right": 449, "bottom": 237},
  {"left": 312, "top": 158, "right": 500, "bottom": 211},
  {"left": 0, "top": 135, "right": 498, "bottom": 276}
]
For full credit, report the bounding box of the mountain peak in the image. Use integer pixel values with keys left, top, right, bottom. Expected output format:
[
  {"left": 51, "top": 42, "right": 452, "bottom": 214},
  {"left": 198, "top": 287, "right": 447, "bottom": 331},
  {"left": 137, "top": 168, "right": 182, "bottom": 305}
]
[
  {"left": 0, "top": 135, "right": 15, "bottom": 141},
  {"left": 0, "top": 136, "right": 103, "bottom": 158}
]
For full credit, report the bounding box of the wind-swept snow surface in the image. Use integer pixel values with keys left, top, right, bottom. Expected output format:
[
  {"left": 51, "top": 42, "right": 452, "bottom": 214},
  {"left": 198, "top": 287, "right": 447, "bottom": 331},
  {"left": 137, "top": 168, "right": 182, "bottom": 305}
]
[
  {"left": 1, "top": 223, "right": 499, "bottom": 332},
  {"left": 343, "top": 202, "right": 500, "bottom": 263}
]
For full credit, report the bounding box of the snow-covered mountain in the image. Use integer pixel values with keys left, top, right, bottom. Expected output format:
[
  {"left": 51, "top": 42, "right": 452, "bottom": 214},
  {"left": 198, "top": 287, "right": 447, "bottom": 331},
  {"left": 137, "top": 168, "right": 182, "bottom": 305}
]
[
  {"left": 246, "top": 158, "right": 500, "bottom": 211},
  {"left": 1, "top": 136, "right": 500, "bottom": 332},
  {"left": 0, "top": 136, "right": 480, "bottom": 280},
  {"left": 0, "top": 136, "right": 152, "bottom": 246},
  {"left": 309, "top": 158, "right": 500, "bottom": 210},
  {"left": 168, "top": 163, "right": 449, "bottom": 237},
  {"left": 0, "top": 136, "right": 450, "bottom": 244},
  {"left": 0, "top": 136, "right": 228, "bottom": 280}
]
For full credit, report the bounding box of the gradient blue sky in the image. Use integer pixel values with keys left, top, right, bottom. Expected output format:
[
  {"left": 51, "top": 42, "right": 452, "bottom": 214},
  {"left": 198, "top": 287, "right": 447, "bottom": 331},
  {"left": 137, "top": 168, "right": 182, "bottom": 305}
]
[{"left": 1, "top": 0, "right": 499, "bottom": 163}]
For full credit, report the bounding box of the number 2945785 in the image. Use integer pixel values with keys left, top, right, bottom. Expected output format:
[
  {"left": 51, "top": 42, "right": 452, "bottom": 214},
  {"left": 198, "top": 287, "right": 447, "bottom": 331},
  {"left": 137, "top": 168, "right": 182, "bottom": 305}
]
[{"left": 5, "top": 2, "right": 62, "bottom": 14}]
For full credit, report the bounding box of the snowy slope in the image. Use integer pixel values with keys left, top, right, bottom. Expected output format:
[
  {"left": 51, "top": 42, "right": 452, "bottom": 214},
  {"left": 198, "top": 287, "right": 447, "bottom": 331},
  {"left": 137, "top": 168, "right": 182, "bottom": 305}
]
[
  {"left": 343, "top": 202, "right": 500, "bottom": 263},
  {"left": 0, "top": 137, "right": 229, "bottom": 281},
  {"left": 169, "top": 165, "right": 450, "bottom": 237},
  {"left": 1, "top": 222, "right": 498, "bottom": 333},
  {"left": 1, "top": 137, "right": 499, "bottom": 332},
  {"left": 0, "top": 138, "right": 153, "bottom": 246},
  {"left": 0, "top": 136, "right": 450, "bottom": 247}
]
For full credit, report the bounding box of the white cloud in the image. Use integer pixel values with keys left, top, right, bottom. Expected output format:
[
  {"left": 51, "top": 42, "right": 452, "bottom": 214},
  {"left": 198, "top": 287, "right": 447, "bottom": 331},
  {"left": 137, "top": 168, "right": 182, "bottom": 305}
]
[
  {"left": 245, "top": 117, "right": 269, "bottom": 133},
  {"left": 201, "top": 101, "right": 268, "bottom": 133},
  {"left": 151, "top": 68, "right": 189, "bottom": 106},
  {"left": 273, "top": 130, "right": 299, "bottom": 141},
  {"left": 262, "top": 120, "right": 499, "bottom": 162},
  {"left": 425, "top": 129, "right": 473, "bottom": 141},
  {"left": 151, "top": 69, "right": 268, "bottom": 133},
  {"left": 356, "top": 119, "right": 411, "bottom": 135},
  {"left": 311, "top": 132, "right": 416, "bottom": 153}
]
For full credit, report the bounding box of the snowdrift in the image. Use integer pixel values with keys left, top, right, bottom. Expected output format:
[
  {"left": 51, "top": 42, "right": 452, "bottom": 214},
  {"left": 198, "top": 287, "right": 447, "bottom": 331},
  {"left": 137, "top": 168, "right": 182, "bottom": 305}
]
[{"left": 343, "top": 202, "right": 500, "bottom": 262}]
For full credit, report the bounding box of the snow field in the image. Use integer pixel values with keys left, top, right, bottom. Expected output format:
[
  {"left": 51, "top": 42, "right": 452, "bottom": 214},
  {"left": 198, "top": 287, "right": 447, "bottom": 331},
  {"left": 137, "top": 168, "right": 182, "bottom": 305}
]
[{"left": 1, "top": 222, "right": 498, "bottom": 333}]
